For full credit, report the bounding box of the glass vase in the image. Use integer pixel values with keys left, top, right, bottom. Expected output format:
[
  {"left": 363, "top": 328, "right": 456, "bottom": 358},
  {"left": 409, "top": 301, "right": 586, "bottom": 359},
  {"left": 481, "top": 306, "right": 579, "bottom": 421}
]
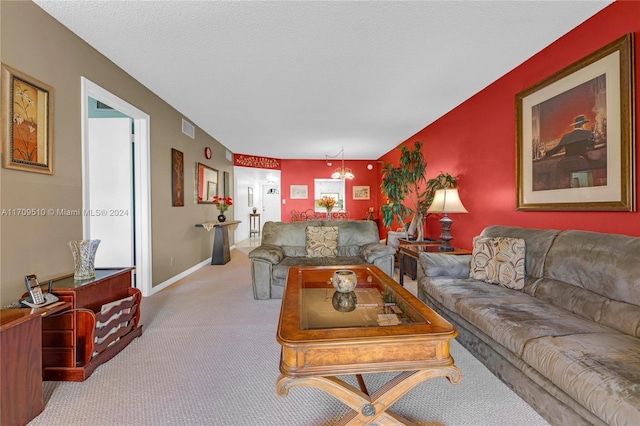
[{"left": 68, "top": 239, "right": 101, "bottom": 280}]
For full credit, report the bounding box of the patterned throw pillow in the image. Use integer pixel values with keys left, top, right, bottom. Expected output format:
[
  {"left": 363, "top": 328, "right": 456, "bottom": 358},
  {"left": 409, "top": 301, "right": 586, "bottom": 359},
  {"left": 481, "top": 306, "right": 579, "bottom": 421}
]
[
  {"left": 305, "top": 226, "right": 338, "bottom": 258},
  {"left": 469, "top": 236, "right": 525, "bottom": 289}
]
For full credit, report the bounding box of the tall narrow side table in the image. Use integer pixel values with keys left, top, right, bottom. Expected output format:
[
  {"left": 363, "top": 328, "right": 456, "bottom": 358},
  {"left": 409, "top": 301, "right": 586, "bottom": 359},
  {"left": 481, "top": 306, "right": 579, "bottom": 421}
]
[
  {"left": 249, "top": 213, "right": 260, "bottom": 238},
  {"left": 196, "top": 220, "right": 241, "bottom": 265}
]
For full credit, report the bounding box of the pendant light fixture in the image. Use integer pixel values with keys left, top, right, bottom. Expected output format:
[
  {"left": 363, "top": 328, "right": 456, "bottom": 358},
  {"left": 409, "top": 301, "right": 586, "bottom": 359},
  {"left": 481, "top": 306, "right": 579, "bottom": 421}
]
[{"left": 326, "top": 148, "right": 354, "bottom": 180}]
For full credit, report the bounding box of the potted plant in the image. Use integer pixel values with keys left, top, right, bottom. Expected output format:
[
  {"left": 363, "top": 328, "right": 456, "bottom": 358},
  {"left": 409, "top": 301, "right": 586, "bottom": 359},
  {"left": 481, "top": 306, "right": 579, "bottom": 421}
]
[
  {"left": 212, "top": 195, "right": 233, "bottom": 222},
  {"left": 380, "top": 141, "right": 457, "bottom": 241},
  {"left": 318, "top": 195, "right": 337, "bottom": 216}
]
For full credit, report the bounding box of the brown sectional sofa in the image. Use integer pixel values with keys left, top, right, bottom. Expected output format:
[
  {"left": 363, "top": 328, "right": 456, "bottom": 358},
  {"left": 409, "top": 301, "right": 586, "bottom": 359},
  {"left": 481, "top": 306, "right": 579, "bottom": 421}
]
[{"left": 417, "top": 225, "right": 640, "bottom": 426}]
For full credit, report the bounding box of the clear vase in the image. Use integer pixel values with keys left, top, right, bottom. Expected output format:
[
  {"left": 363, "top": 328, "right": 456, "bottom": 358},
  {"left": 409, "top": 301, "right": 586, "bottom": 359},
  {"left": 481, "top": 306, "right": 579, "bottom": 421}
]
[
  {"left": 68, "top": 239, "right": 101, "bottom": 280},
  {"left": 326, "top": 208, "right": 333, "bottom": 219}
]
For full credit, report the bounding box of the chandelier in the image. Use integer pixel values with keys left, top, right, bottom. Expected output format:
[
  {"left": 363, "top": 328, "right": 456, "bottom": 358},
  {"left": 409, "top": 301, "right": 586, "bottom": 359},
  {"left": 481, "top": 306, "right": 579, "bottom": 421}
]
[{"left": 326, "top": 148, "right": 355, "bottom": 180}]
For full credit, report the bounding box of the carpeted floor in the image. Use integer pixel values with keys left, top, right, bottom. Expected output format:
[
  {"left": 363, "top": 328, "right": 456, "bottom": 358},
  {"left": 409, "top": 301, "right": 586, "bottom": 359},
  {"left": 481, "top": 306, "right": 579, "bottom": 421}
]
[{"left": 30, "top": 246, "right": 549, "bottom": 425}]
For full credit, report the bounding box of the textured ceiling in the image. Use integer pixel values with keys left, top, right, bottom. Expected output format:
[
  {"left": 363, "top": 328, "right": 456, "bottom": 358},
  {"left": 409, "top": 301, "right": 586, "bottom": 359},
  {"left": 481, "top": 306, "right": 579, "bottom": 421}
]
[{"left": 34, "top": 1, "right": 611, "bottom": 160}]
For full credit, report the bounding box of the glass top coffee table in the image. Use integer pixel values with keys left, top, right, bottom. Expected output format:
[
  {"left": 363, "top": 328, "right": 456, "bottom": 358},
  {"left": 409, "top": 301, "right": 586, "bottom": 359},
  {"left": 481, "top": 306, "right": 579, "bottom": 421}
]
[{"left": 276, "top": 265, "right": 461, "bottom": 425}]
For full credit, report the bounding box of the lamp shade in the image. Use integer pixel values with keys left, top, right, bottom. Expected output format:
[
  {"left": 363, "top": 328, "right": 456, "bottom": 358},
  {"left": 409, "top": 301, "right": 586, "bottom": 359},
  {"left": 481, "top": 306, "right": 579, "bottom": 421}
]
[{"left": 427, "top": 188, "right": 468, "bottom": 214}]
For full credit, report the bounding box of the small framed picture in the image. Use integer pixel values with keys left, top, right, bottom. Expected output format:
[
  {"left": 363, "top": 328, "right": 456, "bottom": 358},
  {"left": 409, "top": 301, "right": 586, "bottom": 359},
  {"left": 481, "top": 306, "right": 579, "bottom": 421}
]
[
  {"left": 353, "top": 186, "right": 370, "bottom": 200},
  {"left": 290, "top": 185, "right": 308, "bottom": 199}
]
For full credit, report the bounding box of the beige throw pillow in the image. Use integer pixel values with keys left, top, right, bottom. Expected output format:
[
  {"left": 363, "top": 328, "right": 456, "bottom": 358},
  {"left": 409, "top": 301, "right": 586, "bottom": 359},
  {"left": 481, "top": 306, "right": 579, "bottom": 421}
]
[
  {"left": 469, "top": 236, "right": 525, "bottom": 289},
  {"left": 305, "top": 226, "right": 338, "bottom": 258}
]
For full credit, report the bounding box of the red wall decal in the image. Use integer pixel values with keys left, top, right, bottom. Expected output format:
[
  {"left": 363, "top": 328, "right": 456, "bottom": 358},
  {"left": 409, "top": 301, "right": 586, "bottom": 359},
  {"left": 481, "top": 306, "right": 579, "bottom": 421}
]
[{"left": 234, "top": 154, "right": 281, "bottom": 169}]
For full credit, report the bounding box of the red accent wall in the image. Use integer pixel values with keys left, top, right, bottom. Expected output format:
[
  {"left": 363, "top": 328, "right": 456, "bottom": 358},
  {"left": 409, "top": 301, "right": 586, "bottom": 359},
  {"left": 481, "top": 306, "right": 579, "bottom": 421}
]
[
  {"left": 378, "top": 1, "right": 640, "bottom": 249},
  {"left": 280, "top": 159, "right": 380, "bottom": 222}
]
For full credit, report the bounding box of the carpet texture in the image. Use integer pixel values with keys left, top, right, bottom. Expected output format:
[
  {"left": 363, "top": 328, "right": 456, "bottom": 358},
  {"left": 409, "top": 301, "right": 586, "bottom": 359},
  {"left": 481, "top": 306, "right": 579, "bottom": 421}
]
[{"left": 30, "top": 247, "right": 548, "bottom": 425}]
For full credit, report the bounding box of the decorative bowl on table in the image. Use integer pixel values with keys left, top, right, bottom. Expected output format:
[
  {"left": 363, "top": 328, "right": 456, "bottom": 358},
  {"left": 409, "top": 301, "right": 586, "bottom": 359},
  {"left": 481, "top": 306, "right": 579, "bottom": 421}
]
[{"left": 331, "top": 270, "right": 357, "bottom": 293}]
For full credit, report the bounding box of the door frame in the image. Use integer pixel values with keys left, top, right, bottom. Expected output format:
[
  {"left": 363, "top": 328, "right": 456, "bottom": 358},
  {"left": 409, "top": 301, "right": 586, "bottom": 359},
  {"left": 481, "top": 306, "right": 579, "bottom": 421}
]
[{"left": 81, "top": 77, "right": 153, "bottom": 297}]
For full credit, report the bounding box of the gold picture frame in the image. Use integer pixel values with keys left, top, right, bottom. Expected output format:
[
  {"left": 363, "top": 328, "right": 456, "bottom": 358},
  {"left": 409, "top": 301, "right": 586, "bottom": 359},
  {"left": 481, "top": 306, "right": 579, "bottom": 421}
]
[
  {"left": 290, "top": 184, "right": 308, "bottom": 199},
  {"left": 516, "top": 33, "right": 635, "bottom": 211},
  {"left": 2, "top": 64, "right": 54, "bottom": 174},
  {"left": 353, "top": 185, "right": 370, "bottom": 200}
]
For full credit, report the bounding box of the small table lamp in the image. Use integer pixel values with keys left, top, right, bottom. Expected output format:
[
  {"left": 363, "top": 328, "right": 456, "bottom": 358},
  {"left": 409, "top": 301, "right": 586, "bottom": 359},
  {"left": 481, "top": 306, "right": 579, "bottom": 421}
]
[{"left": 427, "top": 188, "right": 468, "bottom": 251}]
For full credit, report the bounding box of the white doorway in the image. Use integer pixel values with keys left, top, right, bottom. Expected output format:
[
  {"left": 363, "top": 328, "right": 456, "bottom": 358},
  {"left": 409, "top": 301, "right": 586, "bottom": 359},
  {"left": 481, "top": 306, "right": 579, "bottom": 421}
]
[
  {"left": 261, "top": 184, "right": 281, "bottom": 224},
  {"left": 81, "top": 77, "right": 152, "bottom": 296},
  {"left": 87, "top": 117, "right": 133, "bottom": 266}
]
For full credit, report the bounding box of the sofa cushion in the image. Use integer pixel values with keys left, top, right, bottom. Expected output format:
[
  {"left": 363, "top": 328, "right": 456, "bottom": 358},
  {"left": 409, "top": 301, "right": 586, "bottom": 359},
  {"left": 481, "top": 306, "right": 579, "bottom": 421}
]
[
  {"left": 421, "top": 275, "right": 616, "bottom": 357},
  {"left": 481, "top": 225, "right": 560, "bottom": 280},
  {"left": 544, "top": 230, "right": 640, "bottom": 303},
  {"left": 469, "top": 236, "right": 525, "bottom": 289},
  {"left": 455, "top": 293, "right": 616, "bottom": 357},
  {"left": 305, "top": 226, "right": 338, "bottom": 257},
  {"left": 522, "top": 332, "right": 640, "bottom": 426},
  {"left": 420, "top": 252, "right": 472, "bottom": 279}
]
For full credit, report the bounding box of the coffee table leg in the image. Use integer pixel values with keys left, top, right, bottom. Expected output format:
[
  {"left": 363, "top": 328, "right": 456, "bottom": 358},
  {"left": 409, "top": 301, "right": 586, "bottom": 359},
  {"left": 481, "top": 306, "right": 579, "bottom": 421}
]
[
  {"left": 276, "top": 365, "right": 462, "bottom": 425},
  {"left": 398, "top": 252, "right": 405, "bottom": 286}
]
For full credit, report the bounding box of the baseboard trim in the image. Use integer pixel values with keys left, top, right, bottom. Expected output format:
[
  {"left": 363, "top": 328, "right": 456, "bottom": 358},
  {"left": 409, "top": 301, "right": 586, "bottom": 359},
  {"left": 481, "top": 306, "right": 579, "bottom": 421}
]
[{"left": 148, "top": 244, "right": 236, "bottom": 295}]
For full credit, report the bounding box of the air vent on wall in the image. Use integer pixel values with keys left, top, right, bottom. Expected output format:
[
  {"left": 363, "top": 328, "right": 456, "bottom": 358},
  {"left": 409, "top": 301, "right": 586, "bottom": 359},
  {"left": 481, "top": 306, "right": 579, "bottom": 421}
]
[
  {"left": 182, "top": 118, "right": 195, "bottom": 139},
  {"left": 96, "top": 101, "right": 114, "bottom": 110}
]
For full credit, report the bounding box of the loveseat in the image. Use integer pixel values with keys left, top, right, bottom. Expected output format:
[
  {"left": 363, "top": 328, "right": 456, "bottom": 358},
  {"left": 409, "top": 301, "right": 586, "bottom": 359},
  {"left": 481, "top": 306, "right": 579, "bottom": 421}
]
[
  {"left": 248, "top": 220, "right": 395, "bottom": 299},
  {"left": 417, "top": 225, "right": 640, "bottom": 426}
]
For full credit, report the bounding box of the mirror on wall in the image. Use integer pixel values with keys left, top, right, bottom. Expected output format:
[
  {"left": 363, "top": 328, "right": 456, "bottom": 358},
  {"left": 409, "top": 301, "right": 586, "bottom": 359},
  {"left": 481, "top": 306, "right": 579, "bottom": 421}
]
[{"left": 197, "top": 163, "right": 219, "bottom": 203}]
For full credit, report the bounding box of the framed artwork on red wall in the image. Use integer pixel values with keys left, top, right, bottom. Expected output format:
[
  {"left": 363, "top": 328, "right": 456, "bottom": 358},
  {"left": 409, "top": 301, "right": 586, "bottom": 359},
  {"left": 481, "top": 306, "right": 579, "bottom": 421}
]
[
  {"left": 290, "top": 185, "right": 308, "bottom": 199},
  {"left": 353, "top": 186, "right": 370, "bottom": 200},
  {"left": 516, "top": 33, "right": 635, "bottom": 211}
]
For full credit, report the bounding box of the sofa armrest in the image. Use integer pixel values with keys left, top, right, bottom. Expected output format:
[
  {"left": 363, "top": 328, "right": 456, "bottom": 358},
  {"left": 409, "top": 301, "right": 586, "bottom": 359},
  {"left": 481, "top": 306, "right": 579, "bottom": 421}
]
[
  {"left": 419, "top": 252, "right": 471, "bottom": 278},
  {"left": 248, "top": 244, "right": 285, "bottom": 264},
  {"left": 359, "top": 243, "right": 397, "bottom": 263}
]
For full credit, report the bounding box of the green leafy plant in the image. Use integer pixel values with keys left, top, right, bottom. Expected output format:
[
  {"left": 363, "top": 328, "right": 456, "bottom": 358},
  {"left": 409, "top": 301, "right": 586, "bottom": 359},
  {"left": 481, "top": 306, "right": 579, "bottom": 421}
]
[
  {"left": 380, "top": 141, "right": 457, "bottom": 233},
  {"left": 424, "top": 172, "right": 458, "bottom": 207},
  {"left": 380, "top": 141, "right": 427, "bottom": 229}
]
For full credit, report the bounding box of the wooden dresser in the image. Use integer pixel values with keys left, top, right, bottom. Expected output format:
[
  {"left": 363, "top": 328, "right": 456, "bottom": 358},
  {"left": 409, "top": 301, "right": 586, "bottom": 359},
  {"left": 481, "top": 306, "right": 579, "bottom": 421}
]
[
  {"left": 42, "top": 267, "right": 143, "bottom": 381},
  {"left": 1, "top": 303, "right": 70, "bottom": 425}
]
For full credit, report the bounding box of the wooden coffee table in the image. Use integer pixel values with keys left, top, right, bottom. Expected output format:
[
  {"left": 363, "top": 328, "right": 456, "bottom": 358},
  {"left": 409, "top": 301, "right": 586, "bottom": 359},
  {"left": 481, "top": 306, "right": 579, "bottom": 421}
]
[{"left": 276, "top": 265, "right": 461, "bottom": 425}]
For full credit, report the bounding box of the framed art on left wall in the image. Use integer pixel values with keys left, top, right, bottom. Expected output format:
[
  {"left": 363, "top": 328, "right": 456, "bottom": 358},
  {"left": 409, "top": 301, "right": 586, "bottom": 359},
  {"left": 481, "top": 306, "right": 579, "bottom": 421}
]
[
  {"left": 171, "top": 148, "right": 184, "bottom": 206},
  {"left": 2, "top": 64, "right": 54, "bottom": 174}
]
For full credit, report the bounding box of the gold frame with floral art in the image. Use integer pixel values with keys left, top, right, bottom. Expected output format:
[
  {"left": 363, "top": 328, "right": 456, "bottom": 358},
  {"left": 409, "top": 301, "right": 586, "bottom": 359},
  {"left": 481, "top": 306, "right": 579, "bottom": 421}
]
[{"left": 2, "top": 64, "right": 54, "bottom": 174}]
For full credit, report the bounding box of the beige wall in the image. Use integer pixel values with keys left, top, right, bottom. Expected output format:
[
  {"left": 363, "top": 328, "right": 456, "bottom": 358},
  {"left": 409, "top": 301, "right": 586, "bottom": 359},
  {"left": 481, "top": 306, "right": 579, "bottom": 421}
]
[{"left": 1, "top": 1, "right": 233, "bottom": 304}]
